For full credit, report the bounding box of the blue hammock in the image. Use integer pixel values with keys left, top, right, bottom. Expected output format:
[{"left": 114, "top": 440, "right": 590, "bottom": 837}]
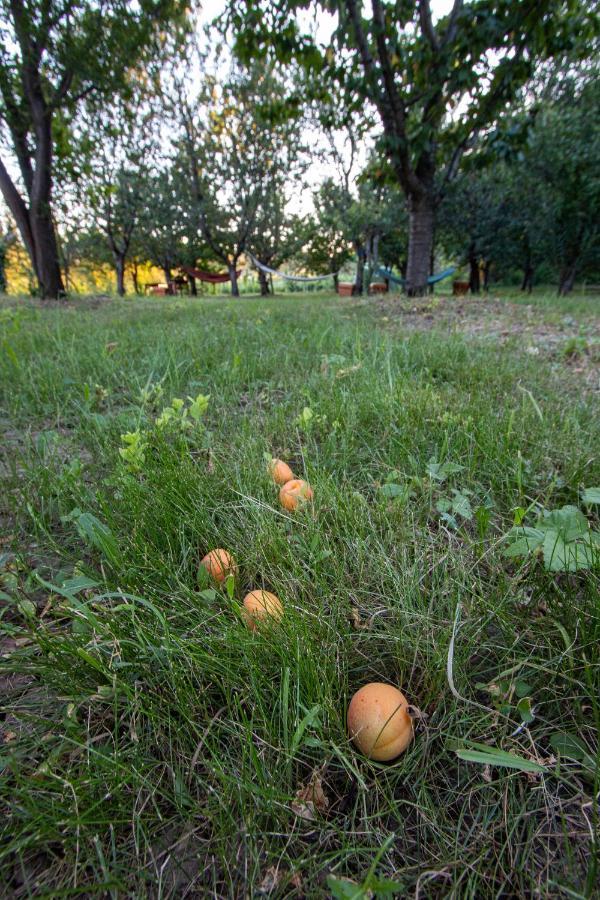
[{"left": 375, "top": 265, "right": 456, "bottom": 286}]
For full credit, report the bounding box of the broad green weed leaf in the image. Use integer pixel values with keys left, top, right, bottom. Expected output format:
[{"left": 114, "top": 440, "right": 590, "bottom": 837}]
[{"left": 581, "top": 487, "right": 600, "bottom": 505}]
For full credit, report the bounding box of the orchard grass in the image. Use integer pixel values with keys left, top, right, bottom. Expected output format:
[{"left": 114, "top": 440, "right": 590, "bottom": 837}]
[{"left": 0, "top": 290, "right": 599, "bottom": 898}]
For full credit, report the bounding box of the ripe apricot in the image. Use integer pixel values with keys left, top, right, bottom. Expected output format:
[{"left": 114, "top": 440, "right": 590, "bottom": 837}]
[
  {"left": 242, "top": 590, "right": 283, "bottom": 631},
  {"left": 347, "top": 682, "right": 413, "bottom": 761},
  {"left": 269, "top": 458, "right": 294, "bottom": 485},
  {"left": 279, "top": 478, "right": 313, "bottom": 511},
  {"left": 199, "top": 548, "right": 236, "bottom": 584}
]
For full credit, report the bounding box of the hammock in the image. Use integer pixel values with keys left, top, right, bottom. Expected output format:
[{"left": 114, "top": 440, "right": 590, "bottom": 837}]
[
  {"left": 375, "top": 265, "right": 456, "bottom": 286},
  {"left": 248, "top": 252, "right": 337, "bottom": 283},
  {"left": 182, "top": 264, "right": 241, "bottom": 284}
]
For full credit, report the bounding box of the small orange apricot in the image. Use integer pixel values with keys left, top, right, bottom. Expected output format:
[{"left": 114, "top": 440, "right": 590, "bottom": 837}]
[
  {"left": 199, "top": 548, "right": 236, "bottom": 584},
  {"left": 279, "top": 479, "right": 313, "bottom": 511},
  {"left": 242, "top": 590, "right": 283, "bottom": 631},
  {"left": 269, "top": 458, "right": 294, "bottom": 485},
  {"left": 347, "top": 682, "right": 413, "bottom": 761}
]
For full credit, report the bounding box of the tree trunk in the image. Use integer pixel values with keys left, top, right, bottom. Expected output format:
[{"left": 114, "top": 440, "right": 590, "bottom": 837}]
[
  {"left": 228, "top": 263, "right": 240, "bottom": 297},
  {"left": 468, "top": 247, "right": 480, "bottom": 294},
  {"left": 558, "top": 262, "right": 577, "bottom": 296},
  {"left": 258, "top": 268, "right": 270, "bottom": 296},
  {"left": 131, "top": 260, "right": 140, "bottom": 294},
  {"left": 332, "top": 270, "right": 339, "bottom": 292},
  {"left": 163, "top": 265, "right": 172, "bottom": 293},
  {"left": 188, "top": 274, "right": 197, "bottom": 295},
  {"left": 521, "top": 265, "right": 534, "bottom": 293},
  {"left": 483, "top": 260, "right": 491, "bottom": 292},
  {"left": 30, "top": 207, "right": 64, "bottom": 298},
  {"left": 114, "top": 252, "right": 126, "bottom": 296},
  {"left": 405, "top": 190, "right": 435, "bottom": 296},
  {"left": 0, "top": 244, "right": 6, "bottom": 293},
  {"left": 354, "top": 243, "right": 365, "bottom": 295},
  {"left": 428, "top": 240, "right": 435, "bottom": 294}
]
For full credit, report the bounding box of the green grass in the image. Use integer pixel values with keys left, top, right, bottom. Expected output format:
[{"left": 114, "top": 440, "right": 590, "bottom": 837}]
[{"left": 1, "top": 292, "right": 599, "bottom": 898}]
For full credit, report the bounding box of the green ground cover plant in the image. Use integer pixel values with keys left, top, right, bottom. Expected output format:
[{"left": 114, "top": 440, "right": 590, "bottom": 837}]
[{"left": 0, "top": 291, "right": 598, "bottom": 897}]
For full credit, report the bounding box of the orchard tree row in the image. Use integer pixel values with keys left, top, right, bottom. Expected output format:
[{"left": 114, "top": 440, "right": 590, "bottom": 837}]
[{"left": 0, "top": 1, "right": 598, "bottom": 299}]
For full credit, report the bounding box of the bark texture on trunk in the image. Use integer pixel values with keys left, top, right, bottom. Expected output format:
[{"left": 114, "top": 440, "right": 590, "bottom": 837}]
[
  {"left": 483, "top": 260, "right": 491, "bottom": 292},
  {"left": 228, "top": 263, "right": 240, "bottom": 297},
  {"left": 188, "top": 274, "right": 197, "bottom": 295},
  {"left": 405, "top": 191, "right": 435, "bottom": 296},
  {"left": 131, "top": 261, "right": 140, "bottom": 294}
]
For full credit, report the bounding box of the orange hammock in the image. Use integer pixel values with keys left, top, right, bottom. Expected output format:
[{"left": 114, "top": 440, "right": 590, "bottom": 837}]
[{"left": 181, "top": 264, "right": 241, "bottom": 284}]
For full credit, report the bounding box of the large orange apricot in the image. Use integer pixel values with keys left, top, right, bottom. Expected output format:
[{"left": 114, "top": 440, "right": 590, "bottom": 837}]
[
  {"left": 199, "top": 549, "right": 236, "bottom": 584},
  {"left": 279, "top": 479, "right": 313, "bottom": 511},
  {"left": 269, "top": 458, "right": 294, "bottom": 485},
  {"left": 242, "top": 590, "right": 283, "bottom": 631},
  {"left": 347, "top": 682, "right": 413, "bottom": 761}
]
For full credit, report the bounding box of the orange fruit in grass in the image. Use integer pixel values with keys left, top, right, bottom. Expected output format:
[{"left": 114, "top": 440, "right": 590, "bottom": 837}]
[
  {"left": 279, "top": 479, "right": 313, "bottom": 511},
  {"left": 269, "top": 458, "right": 294, "bottom": 485},
  {"left": 199, "top": 549, "right": 236, "bottom": 584},
  {"left": 347, "top": 683, "right": 413, "bottom": 761},
  {"left": 242, "top": 590, "right": 283, "bottom": 631}
]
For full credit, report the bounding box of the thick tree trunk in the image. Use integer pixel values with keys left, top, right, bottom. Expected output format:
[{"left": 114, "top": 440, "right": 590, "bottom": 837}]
[
  {"left": 0, "top": 245, "right": 6, "bottom": 293},
  {"left": 468, "top": 247, "right": 480, "bottom": 294},
  {"left": 114, "top": 252, "right": 126, "bottom": 296},
  {"left": 163, "top": 265, "right": 172, "bottom": 293},
  {"left": 405, "top": 190, "right": 435, "bottom": 296},
  {"left": 188, "top": 274, "right": 197, "bottom": 296},
  {"left": 332, "top": 271, "right": 339, "bottom": 292},
  {"left": 558, "top": 262, "right": 577, "bottom": 296},
  {"left": 30, "top": 206, "right": 64, "bottom": 298},
  {"left": 258, "top": 268, "right": 270, "bottom": 296},
  {"left": 228, "top": 263, "right": 240, "bottom": 297}
]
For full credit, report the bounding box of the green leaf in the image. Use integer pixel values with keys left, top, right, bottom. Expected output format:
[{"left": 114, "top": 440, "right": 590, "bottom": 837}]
[
  {"left": 549, "top": 732, "right": 597, "bottom": 776},
  {"left": 503, "top": 527, "right": 544, "bottom": 558},
  {"left": 581, "top": 487, "right": 600, "bottom": 505},
  {"left": 540, "top": 506, "right": 588, "bottom": 542},
  {"left": 455, "top": 744, "right": 545, "bottom": 773},
  {"left": 516, "top": 697, "right": 535, "bottom": 725},
  {"left": 327, "top": 876, "right": 367, "bottom": 900},
  {"left": 451, "top": 490, "right": 473, "bottom": 520},
  {"left": 379, "top": 483, "right": 405, "bottom": 499}
]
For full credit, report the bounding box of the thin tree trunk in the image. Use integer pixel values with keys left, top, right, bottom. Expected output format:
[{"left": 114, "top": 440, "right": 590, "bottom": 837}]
[
  {"left": 483, "top": 260, "right": 491, "bottom": 292},
  {"left": 131, "top": 260, "right": 140, "bottom": 294},
  {"left": 114, "top": 252, "right": 126, "bottom": 296},
  {"left": 258, "top": 268, "right": 270, "bottom": 296},
  {"left": 163, "top": 265, "right": 172, "bottom": 292},
  {"left": 405, "top": 190, "right": 435, "bottom": 296},
  {"left": 228, "top": 262, "right": 240, "bottom": 297},
  {"left": 521, "top": 265, "right": 534, "bottom": 293},
  {"left": 188, "top": 274, "right": 197, "bottom": 295},
  {"left": 428, "top": 240, "right": 435, "bottom": 294},
  {"left": 332, "top": 271, "right": 339, "bottom": 292},
  {"left": 0, "top": 244, "right": 6, "bottom": 293},
  {"left": 558, "top": 262, "right": 578, "bottom": 296},
  {"left": 468, "top": 247, "right": 480, "bottom": 294},
  {"left": 354, "top": 243, "right": 365, "bottom": 295}
]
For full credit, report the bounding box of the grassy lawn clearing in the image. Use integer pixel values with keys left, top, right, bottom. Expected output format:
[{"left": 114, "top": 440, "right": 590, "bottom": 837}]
[{"left": 1, "top": 291, "right": 599, "bottom": 898}]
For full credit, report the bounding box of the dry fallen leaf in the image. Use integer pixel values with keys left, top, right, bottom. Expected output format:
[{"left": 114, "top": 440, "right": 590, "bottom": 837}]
[
  {"left": 257, "top": 866, "right": 283, "bottom": 894},
  {"left": 3, "top": 731, "right": 17, "bottom": 744},
  {"left": 336, "top": 363, "right": 362, "bottom": 379},
  {"left": 349, "top": 607, "right": 369, "bottom": 630},
  {"left": 291, "top": 768, "right": 329, "bottom": 821},
  {"left": 105, "top": 341, "right": 118, "bottom": 353}
]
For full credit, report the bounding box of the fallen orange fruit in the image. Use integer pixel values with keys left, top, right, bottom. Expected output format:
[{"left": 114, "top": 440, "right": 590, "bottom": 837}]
[
  {"left": 199, "top": 549, "right": 236, "bottom": 584},
  {"left": 269, "top": 458, "right": 294, "bottom": 485},
  {"left": 242, "top": 590, "right": 283, "bottom": 630},
  {"left": 347, "top": 682, "right": 413, "bottom": 761},
  {"left": 279, "top": 479, "right": 313, "bottom": 511}
]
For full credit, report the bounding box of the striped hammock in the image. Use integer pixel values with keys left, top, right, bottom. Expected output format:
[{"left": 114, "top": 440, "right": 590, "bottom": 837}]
[{"left": 248, "top": 253, "right": 337, "bottom": 283}]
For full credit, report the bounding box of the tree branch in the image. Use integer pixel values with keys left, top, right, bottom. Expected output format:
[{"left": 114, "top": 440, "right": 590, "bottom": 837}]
[{"left": 418, "top": 0, "right": 440, "bottom": 51}]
